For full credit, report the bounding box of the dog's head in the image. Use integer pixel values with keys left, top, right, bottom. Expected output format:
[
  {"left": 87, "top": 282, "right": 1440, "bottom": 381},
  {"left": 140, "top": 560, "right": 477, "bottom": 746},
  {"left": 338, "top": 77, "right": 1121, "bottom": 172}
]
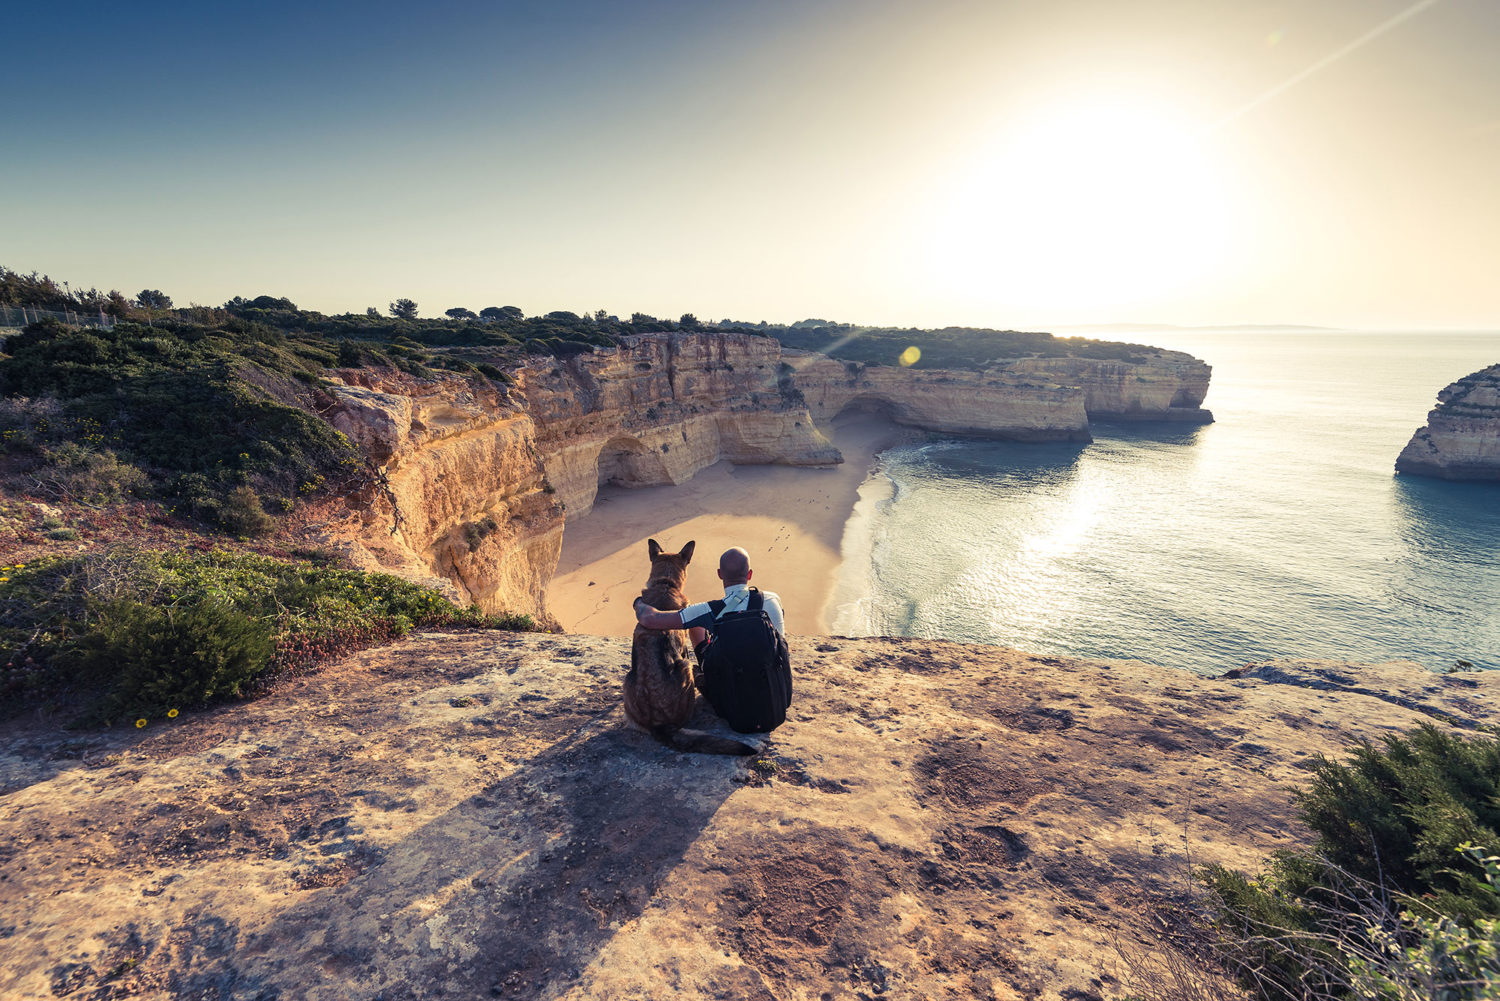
[{"left": 645, "top": 538, "right": 695, "bottom": 587}]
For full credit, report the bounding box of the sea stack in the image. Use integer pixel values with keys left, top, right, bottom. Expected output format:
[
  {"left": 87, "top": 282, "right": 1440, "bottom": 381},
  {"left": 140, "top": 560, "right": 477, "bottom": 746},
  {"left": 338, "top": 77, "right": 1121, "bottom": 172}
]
[{"left": 1396, "top": 363, "right": 1500, "bottom": 480}]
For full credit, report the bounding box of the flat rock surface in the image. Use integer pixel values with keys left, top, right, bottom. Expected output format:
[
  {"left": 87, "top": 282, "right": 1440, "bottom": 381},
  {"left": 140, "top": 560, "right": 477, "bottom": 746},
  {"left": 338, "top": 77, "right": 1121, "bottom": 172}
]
[{"left": 2, "top": 633, "right": 1497, "bottom": 1000}]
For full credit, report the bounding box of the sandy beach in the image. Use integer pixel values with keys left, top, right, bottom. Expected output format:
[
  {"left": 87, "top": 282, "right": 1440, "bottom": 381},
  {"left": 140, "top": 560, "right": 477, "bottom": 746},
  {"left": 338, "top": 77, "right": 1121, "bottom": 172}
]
[{"left": 546, "top": 413, "right": 915, "bottom": 637}]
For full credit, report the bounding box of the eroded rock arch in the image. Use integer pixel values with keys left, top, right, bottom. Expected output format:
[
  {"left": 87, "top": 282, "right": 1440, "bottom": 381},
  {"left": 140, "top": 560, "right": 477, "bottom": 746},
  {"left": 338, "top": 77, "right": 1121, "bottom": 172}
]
[{"left": 596, "top": 434, "right": 672, "bottom": 488}]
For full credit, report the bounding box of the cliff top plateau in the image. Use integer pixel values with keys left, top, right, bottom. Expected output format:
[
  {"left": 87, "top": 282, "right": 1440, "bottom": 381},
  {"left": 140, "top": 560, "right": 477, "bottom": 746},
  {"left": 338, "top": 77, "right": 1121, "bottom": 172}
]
[{"left": 3, "top": 630, "right": 1494, "bottom": 1001}]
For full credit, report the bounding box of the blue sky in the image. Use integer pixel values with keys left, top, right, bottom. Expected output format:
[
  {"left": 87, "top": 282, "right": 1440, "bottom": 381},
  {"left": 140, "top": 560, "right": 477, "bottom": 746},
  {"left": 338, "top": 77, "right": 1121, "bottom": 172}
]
[{"left": 5, "top": 0, "right": 1499, "bottom": 329}]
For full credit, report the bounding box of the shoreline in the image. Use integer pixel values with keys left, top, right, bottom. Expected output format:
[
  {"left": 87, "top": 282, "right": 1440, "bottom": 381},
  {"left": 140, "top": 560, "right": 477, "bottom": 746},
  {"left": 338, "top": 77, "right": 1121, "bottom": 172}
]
[{"left": 545, "top": 413, "right": 917, "bottom": 637}]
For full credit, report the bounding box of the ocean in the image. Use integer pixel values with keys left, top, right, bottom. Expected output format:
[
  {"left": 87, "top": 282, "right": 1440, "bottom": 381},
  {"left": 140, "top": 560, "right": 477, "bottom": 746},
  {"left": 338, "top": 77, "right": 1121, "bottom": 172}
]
[{"left": 828, "top": 331, "right": 1500, "bottom": 674}]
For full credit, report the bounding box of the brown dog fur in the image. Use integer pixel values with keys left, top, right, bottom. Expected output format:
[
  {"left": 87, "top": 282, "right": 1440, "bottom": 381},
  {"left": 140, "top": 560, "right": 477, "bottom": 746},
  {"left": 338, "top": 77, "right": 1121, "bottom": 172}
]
[{"left": 625, "top": 539, "right": 755, "bottom": 756}]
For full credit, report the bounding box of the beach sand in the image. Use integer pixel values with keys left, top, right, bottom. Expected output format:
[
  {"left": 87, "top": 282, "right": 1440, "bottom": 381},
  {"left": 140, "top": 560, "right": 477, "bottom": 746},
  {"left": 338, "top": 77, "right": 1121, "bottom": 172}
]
[{"left": 546, "top": 413, "right": 913, "bottom": 637}]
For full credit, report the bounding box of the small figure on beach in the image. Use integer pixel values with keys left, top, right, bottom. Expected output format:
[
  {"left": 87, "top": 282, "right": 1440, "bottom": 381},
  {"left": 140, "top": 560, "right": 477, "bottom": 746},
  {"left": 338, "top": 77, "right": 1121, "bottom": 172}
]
[{"left": 634, "top": 544, "right": 793, "bottom": 736}]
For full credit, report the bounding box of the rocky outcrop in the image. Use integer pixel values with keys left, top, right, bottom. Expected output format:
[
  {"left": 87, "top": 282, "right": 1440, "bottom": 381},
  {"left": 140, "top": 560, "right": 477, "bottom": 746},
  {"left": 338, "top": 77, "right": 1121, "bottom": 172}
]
[
  {"left": 514, "top": 333, "right": 841, "bottom": 517},
  {"left": 317, "top": 332, "right": 1215, "bottom": 616},
  {"left": 1396, "top": 363, "right": 1500, "bottom": 480},
  {"left": 1007, "top": 351, "right": 1214, "bottom": 422},
  {"left": 4, "top": 633, "right": 1493, "bottom": 1001},
  {"left": 323, "top": 373, "right": 565, "bottom": 620},
  {"left": 790, "top": 352, "right": 1093, "bottom": 442}
]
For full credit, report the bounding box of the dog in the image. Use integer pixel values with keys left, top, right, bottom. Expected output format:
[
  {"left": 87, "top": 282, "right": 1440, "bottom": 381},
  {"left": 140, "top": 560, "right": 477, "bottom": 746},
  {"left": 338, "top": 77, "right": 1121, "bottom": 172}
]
[{"left": 625, "top": 539, "right": 755, "bottom": 756}]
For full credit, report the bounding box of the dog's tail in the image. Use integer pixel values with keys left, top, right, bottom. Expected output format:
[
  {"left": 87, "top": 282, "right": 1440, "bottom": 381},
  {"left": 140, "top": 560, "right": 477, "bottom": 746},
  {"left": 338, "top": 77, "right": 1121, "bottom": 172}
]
[{"left": 653, "top": 725, "right": 758, "bottom": 756}]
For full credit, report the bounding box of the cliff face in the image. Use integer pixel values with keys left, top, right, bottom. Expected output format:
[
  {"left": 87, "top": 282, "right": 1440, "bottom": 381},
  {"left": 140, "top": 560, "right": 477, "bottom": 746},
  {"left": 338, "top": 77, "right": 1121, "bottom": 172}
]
[
  {"left": 318, "top": 332, "right": 1215, "bottom": 617},
  {"left": 789, "top": 352, "right": 1093, "bottom": 442},
  {"left": 316, "top": 334, "right": 842, "bottom": 612},
  {"left": 323, "top": 374, "right": 565, "bottom": 621},
  {"left": 1397, "top": 363, "right": 1500, "bottom": 480},
  {"left": 514, "top": 333, "right": 840, "bottom": 517},
  {"left": 1007, "top": 351, "right": 1214, "bottom": 422}
]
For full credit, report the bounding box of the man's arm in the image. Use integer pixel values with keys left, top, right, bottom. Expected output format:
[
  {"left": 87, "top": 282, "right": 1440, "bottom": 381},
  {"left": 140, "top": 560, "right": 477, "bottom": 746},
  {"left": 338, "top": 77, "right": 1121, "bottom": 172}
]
[{"left": 633, "top": 597, "right": 685, "bottom": 631}]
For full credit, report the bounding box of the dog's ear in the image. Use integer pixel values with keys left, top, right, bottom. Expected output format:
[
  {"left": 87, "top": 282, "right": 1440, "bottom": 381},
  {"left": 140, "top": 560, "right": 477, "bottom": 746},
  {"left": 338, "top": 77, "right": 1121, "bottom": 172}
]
[
  {"left": 647, "top": 538, "right": 662, "bottom": 559},
  {"left": 680, "top": 540, "right": 695, "bottom": 563}
]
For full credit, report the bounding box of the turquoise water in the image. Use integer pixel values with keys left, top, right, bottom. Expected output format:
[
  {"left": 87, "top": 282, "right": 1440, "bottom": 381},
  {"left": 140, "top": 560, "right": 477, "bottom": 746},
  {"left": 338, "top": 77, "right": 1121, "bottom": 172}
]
[{"left": 830, "top": 332, "right": 1500, "bottom": 674}]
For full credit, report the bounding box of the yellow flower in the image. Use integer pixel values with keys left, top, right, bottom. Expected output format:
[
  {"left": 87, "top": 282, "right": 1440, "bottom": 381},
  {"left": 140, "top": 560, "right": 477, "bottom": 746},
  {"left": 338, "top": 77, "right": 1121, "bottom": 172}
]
[
  {"left": 167, "top": 708, "right": 179, "bottom": 718},
  {"left": 0, "top": 577, "right": 8, "bottom": 583},
  {"left": 135, "top": 718, "right": 147, "bottom": 728}
]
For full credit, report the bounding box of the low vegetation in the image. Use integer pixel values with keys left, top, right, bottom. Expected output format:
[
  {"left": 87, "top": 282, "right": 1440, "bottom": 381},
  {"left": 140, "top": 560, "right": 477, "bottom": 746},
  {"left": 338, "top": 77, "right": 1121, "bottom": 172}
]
[
  {"left": 745, "top": 318, "right": 1164, "bottom": 368},
  {"left": 0, "top": 547, "right": 536, "bottom": 726},
  {"left": 1128, "top": 726, "right": 1500, "bottom": 1000}
]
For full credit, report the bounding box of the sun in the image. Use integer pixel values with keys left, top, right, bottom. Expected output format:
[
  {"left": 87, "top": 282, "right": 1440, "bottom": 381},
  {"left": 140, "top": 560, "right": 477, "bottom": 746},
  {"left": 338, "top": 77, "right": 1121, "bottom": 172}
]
[{"left": 924, "top": 99, "right": 1242, "bottom": 315}]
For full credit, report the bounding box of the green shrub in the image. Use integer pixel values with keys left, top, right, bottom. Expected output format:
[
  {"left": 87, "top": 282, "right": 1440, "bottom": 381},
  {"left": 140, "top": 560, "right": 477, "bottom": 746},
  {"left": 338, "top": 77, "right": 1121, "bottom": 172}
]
[
  {"left": 1202, "top": 727, "right": 1500, "bottom": 999},
  {"left": 60, "top": 598, "right": 274, "bottom": 723},
  {"left": 217, "top": 485, "right": 275, "bottom": 537},
  {"left": 1293, "top": 726, "right": 1500, "bottom": 918},
  {"left": 29, "top": 442, "right": 146, "bottom": 503},
  {"left": 0, "top": 548, "right": 539, "bottom": 723},
  {"left": 1345, "top": 845, "right": 1500, "bottom": 1000},
  {"left": 0, "top": 320, "right": 361, "bottom": 531}
]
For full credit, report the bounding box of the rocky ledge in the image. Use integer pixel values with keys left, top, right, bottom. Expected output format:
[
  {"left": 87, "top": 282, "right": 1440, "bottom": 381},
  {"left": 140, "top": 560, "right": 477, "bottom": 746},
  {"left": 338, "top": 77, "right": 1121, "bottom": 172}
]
[
  {"left": 1397, "top": 363, "right": 1500, "bottom": 480},
  {"left": 2, "top": 633, "right": 1491, "bottom": 1000}
]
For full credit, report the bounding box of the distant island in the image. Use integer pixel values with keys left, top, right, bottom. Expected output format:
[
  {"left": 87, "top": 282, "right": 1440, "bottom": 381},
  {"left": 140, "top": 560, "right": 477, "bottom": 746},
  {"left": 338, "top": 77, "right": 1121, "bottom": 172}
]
[{"left": 1053, "top": 322, "right": 1342, "bottom": 334}]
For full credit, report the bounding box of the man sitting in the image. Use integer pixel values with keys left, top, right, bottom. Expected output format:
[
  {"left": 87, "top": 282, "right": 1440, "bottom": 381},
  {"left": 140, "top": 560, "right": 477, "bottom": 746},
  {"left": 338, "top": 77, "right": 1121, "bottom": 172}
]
[
  {"left": 633, "top": 546, "right": 791, "bottom": 733},
  {"left": 633, "top": 546, "right": 784, "bottom": 657}
]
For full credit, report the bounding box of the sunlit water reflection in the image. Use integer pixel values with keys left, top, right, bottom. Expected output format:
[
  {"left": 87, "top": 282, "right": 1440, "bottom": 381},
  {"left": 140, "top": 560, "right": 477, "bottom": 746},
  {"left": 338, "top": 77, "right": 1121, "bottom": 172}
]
[{"left": 830, "top": 331, "right": 1500, "bottom": 673}]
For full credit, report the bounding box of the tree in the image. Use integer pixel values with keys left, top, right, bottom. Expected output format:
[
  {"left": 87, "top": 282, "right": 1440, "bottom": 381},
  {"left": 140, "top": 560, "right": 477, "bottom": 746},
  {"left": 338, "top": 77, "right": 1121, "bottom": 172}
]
[
  {"left": 630, "top": 312, "right": 658, "bottom": 325},
  {"left": 444, "top": 307, "right": 478, "bottom": 321},
  {"left": 136, "top": 289, "right": 173, "bottom": 309},
  {"left": 679, "top": 313, "right": 700, "bottom": 329},
  {"left": 389, "top": 298, "right": 418, "bottom": 320},
  {"left": 365, "top": 306, "right": 380, "bottom": 318}
]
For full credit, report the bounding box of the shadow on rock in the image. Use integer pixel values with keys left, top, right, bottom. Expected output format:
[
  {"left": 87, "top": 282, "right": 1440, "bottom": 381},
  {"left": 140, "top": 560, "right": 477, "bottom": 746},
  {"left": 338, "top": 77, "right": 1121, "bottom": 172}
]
[{"left": 223, "top": 716, "right": 743, "bottom": 1000}]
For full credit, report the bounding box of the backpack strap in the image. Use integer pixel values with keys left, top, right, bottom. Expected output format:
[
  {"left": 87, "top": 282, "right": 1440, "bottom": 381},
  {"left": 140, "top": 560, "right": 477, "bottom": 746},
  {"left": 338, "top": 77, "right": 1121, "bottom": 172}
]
[
  {"left": 708, "top": 598, "right": 726, "bottom": 618},
  {"left": 747, "top": 587, "right": 763, "bottom": 612}
]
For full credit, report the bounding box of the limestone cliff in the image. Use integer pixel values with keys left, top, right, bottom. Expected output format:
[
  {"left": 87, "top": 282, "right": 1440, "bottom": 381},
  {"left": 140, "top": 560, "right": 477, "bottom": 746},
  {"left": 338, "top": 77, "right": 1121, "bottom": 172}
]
[
  {"left": 789, "top": 351, "right": 1093, "bottom": 442},
  {"left": 321, "top": 372, "right": 565, "bottom": 621},
  {"left": 1396, "top": 363, "right": 1500, "bottom": 480},
  {"left": 1007, "top": 351, "right": 1214, "bottom": 422},
  {"left": 514, "top": 332, "right": 840, "bottom": 518},
  {"left": 315, "top": 332, "right": 1214, "bottom": 618}
]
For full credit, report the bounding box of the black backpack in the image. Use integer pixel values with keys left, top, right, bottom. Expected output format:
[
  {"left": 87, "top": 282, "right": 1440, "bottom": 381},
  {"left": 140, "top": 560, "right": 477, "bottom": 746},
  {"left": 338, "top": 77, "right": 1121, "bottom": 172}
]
[{"left": 696, "top": 588, "right": 793, "bottom": 734}]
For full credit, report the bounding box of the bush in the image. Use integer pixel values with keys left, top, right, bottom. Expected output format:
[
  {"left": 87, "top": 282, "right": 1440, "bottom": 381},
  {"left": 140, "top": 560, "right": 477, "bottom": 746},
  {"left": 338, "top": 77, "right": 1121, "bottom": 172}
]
[
  {"left": 0, "top": 548, "right": 539, "bottom": 723},
  {"left": 0, "top": 320, "right": 362, "bottom": 531},
  {"left": 29, "top": 443, "right": 146, "bottom": 503},
  {"left": 1345, "top": 845, "right": 1500, "bottom": 1000},
  {"left": 217, "top": 485, "right": 275, "bottom": 537},
  {"left": 1200, "top": 726, "right": 1500, "bottom": 999},
  {"left": 60, "top": 599, "right": 274, "bottom": 723},
  {"left": 462, "top": 515, "right": 499, "bottom": 548}
]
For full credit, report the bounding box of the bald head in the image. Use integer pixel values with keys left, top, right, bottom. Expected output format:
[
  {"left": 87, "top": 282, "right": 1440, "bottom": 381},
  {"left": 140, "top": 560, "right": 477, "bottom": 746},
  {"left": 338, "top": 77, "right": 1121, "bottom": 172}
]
[{"left": 718, "top": 547, "right": 751, "bottom": 585}]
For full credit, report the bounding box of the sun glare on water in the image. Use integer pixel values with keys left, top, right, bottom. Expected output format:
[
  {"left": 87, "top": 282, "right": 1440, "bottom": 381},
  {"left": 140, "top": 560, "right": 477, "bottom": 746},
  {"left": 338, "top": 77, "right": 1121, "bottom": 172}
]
[{"left": 926, "top": 100, "right": 1242, "bottom": 313}]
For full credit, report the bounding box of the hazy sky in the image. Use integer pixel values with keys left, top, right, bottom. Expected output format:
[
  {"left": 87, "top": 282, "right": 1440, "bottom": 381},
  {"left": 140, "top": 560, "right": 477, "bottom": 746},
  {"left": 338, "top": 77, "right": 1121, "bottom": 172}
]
[{"left": 5, "top": 0, "right": 1498, "bottom": 329}]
